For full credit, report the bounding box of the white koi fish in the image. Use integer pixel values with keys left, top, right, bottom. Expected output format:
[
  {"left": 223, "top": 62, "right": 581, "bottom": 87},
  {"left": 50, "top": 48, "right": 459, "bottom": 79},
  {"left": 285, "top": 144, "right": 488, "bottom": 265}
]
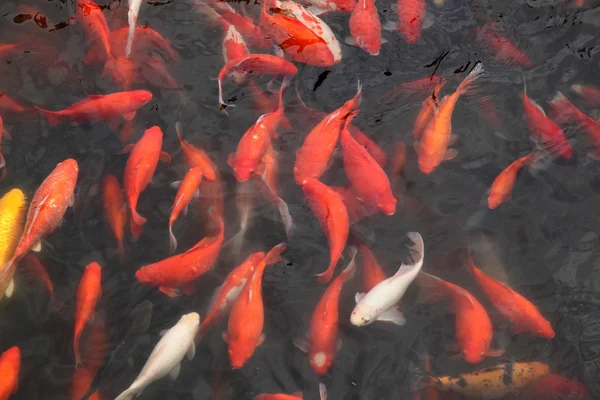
[
  {"left": 115, "top": 312, "right": 200, "bottom": 400},
  {"left": 350, "top": 232, "right": 424, "bottom": 326}
]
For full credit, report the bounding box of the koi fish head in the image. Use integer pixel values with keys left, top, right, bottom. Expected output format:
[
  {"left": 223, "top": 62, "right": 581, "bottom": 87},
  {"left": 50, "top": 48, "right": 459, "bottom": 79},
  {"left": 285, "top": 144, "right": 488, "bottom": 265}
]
[
  {"left": 232, "top": 159, "right": 256, "bottom": 182},
  {"left": 417, "top": 150, "right": 438, "bottom": 175},
  {"left": 309, "top": 351, "right": 331, "bottom": 376},
  {"left": 350, "top": 302, "right": 374, "bottom": 326},
  {"left": 487, "top": 190, "right": 504, "bottom": 209},
  {"left": 57, "top": 158, "right": 80, "bottom": 178},
  {"left": 179, "top": 312, "right": 201, "bottom": 328},
  {"left": 228, "top": 340, "right": 255, "bottom": 369},
  {"left": 135, "top": 266, "right": 157, "bottom": 285},
  {"left": 1, "top": 346, "right": 20, "bottom": 367},
  {"left": 377, "top": 195, "right": 397, "bottom": 216},
  {"left": 130, "top": 90, "right": 153, "bottom": 108},
  {"left": 462, "top": 339, "right": 487, "bottom": 364}
]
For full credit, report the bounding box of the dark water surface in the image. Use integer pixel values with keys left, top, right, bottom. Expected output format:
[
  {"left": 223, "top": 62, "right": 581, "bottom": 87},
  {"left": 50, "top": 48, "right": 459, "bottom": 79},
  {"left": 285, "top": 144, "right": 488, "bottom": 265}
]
[{"left": 0, "top": 0, "right": 599, "bottom": 399}]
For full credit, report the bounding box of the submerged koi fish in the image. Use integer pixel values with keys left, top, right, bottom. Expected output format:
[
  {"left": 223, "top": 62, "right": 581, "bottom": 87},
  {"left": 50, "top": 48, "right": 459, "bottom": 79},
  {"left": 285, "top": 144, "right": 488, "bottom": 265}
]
[
  {"left": 413, "top": 79, "right": 445, "bottom": 141},
  {"left": 488, "top": 153, "right": 536, "bottom": 209},
  {"left": 303, "top": 179, "right": 349, "bottom": 283},
  {"left": 75, "top": 0, "right": 113, "bottom": 65},
  {"left": 175, "top": 122, "right": 218, "bottom": 181},
  {"left": 295, "top": 248, "right": 357, "bottom": 375},
  {"left": 169, "top": 167, "right": 204, "bottom": 252},
  {"left": 396, "top": 0, "right": 426, "bottom": 43},
  {"left": 348, "top": 0, "right": 382, "bottom": 55},
  {"left": 102, "top": 175, "right": 127, "bottom": 262},
  {"left": 71, "top": 368, "right": 101, "bottom": 400},
  {"left": 352, "top": 236, "right": 387, "bottom": 292},
  {"left": 224, "top": 243, "right": 286, "bottom": 369},
  {"left": 0, "top": 189, "right": 26, "bottom": 301},
  {"left": 522, "top": 77, "right": 572, "bottom": 159},
  {"left": 351, "top": 232, "right": 423, "bottom": 326},
  {"left": 19, "top": 254, "right": 54, "bottom": 298},
  {"left": 74, "top": 262, "right": 102, "bottom": 367},
  {"left": 525, "top": 373, "right": 589, "bottom": 399},
  {"left": 294, "top": 83, "right": 362, "bottom": 185},
  {"left": 418, "top": 63, "right": 484, "bottom": 174},
  {"left": 571, "top": 83, "right": 600, "bottom": 106},
  {"left": 381, "top": 75, "right": 444, "bottom": 104},
  {"left": 0, "top": 346, "right": 20, "bottom": 400},
  {"left": 211, "top": 2, "right": 273, "bottom": 49},
  {"left": 475, "top": 23, "right": 532, "bottom": 67}
]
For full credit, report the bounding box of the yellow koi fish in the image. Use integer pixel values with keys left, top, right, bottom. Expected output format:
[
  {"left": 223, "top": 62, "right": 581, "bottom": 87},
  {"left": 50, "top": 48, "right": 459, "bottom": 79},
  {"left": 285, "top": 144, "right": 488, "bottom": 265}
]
[{"left": 0, "top": 189, "right": 26, "bottom": 300}]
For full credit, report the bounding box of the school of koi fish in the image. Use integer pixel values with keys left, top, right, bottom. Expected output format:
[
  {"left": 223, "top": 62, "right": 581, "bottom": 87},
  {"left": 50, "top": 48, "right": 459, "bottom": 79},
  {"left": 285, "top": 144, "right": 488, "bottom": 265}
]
[{"left": 0, "top": 0, "right": 598, "bottom": 398}]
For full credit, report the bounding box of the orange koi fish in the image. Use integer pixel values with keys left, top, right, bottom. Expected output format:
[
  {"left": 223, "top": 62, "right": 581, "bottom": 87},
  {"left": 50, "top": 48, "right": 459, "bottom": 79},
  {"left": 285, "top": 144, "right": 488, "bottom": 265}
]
[
  {"left": 20, "top": 254, "right": 53, "bottom": 298},
  {"left": 227, "top": 78, "right": 289, "bottom": 182},
  {"left": 417, "top": 271, "right": 502, "bottom": 364},
  {"left": 488, "top": 153, "right": 536, "bottom": 209},
  {"left": 74, "top": 262, "right": 102, "bottom": 367},
  {"left": 169, "top": 167, "right": 204, "bottom": 252},
  {"left": 0, "top": 346, "right": 20, "bottom": 400},
  {"left": 397, "top": 0, "right": 426, "bottom": 43},
  {"left": 413, "top": 80, "right": 445, "bottom": 141},
  {"left": 352, "top": 237, "right": 387, "bottom": 292},
  {"left": 475, "top": 23, "right": 532, "bottom": 67},
  {"left": 123, "top": 126, "right": 170, "bottom": 239},
  {"left": 224, "top": 243, "right": 286, "bottom": 369},
  {"left": 331, "top": 186, "right": 376, "bottom": 224},
  {"left": 34, "top": 90, "right": 152, "bottom": 128},
  {"left": 75, "top": 0, "right": 112, "bottom": 64},
  {"left": 71, "top": 368, "right": 101, "bottom": 400},
  {"left": 571, "top": 83, "right": 600, "bottom": 106},
  {"left": 340, "top": 111, "right": 396, "bottom": 215},
  {"left": 102, "top": 175, "right": 127, "bottom": 262},
  {"left": 418, "top": 63, "right": 484, "bottom": 174},
  {"left": 80, "top": 317, "right": 108, "bottom": 378},
  {"left": 294, "top": 84, "right": 362, "bottom": 185},
  {"left": 218, "top": 54, "right": 297, "bottom": 109},
  {"left": 522, "top": 77, "right": 572, "bottom": 159},
  {"left": 135, "top": 210, "right": 224, "bottom": 297},
  {"left": 175, "top": 122, "right": 218, "bottom": 181},
  {"left": 196, "top": 251, "right": 266, "bottom": 343},
  {"left": 10, "top": 159, "right": 79, "bottom": 264},
  {"left": 548, "top": 91, "right": 600, "bottom": 158},
  {"left": 348, "top": 0, "right": 382, "bottom": 55},
  {"left": 256, "top": 393, "right": 303, "bottom": 400},
  {"left": 467, "top": 253, "right": 554, "bottom": 338},
  {"left": 303, "top": 179, "right": 349, "bottom": 283},
  {"left": 295, "top": 248, "right": 356, "bottom": 375},
  {"left": 525, "top": 373, "right": 589, "bottom": 400}
]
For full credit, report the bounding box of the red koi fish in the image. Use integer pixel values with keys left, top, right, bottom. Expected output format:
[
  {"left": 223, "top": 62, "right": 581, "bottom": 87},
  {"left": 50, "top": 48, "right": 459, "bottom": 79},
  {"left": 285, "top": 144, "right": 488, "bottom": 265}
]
[
  {"left": 102, "top": 175, "right": 127, "bottom": 262},
  {"left": 474, "top": 23, "right": 532, "bottom": 67},
  {"left": 0, "top": 346, "right": 20, "bottom": 400},
  {"left": 196, "top": 251, "right": 266, "bottom": 343},
  {"left": 200, "top": 177, "right": 225, "bottom": 223},
  {"left": 522, "top": 78, "right": 572, "bottom": 159},
  {"left": 348, "top": 126, "right": 387, "bottom": 167},
  {"left": 74, "top": 262, "right": 102, "bottom": 367},
  {"left": 211, "top": 2, "right": 273, "bottom": 49},
  {"left": 256, "top": 393, "right": 303, "bottom": 400},
  {"left": 123, "top": 126, "right": 170, "bottom": 239},
  {"left": 259, "top": 0, "right": 342, "bottom": 66},
  {"left": 548, "top": 92, "right": 600, "bottom": 158},
  {"left": 80, "top": 317, "right": 108, "bottom": 378},
  {"left": 20, "top": 254, "right": 54, "bottom": 297},
  {"left": 418, "top": 64, "right": 484, "bottom": 174},
  {"left": 10, "top": 159, "right": 79, "bottom": 264},
  {"left": 141, "top": 56, "right": 180, "bottom": 90},
  {"left": 295, "top": 249, "right": 356, "bottom": 375},
  {"left": 396, "top": 0, "right": 426, "bottom": 43},
  {"left": 571, "top": 83, "right": 600, "bottom": 106},
  {"left": 169, "top": 167, "right": 204, "bottom": 252},
  {"left": 488, "top": 153, "right": 536, "bottom": 209},
  {"left": 175, "top": 122, "right": 218, "bottom": 181},
  {"left": 34, "top": 90, "right": 153, "bottom": 128},
  {"left": 467, "top": 253, "right": 554, "bottom": 338},
  {"left": 353, "top": 237, "right": 387, "bottom": 292},
  {"left": 71, "top": 368, "right": 101, "bottom": 400},
  {"left": 228, "top": 79, "right": 289, "bottom": 182},
  {"left": 224, "top": 243, "right": 286, "bottom": 369},
  {"left": 417, "top": 271, "right": 503, "bottom": 364},
  {"left": 348, "top": 0, "right": 382, "bottom": 55},
  {"left": 525, "top": 373, "right": 589, "bottom": 400},
  {"left": 381, "top": 75, "right": 444, "bottom": 104},
  {"left": 303, "top": 179, "right": 349, "bottom": 283},
  {"left": 294, "top": 84, "right": 362, "bottom": 185},
  {"left": 340, "top": 111, "right": 396, "bottom": 215},
  {"left": 218, "top": 54, "right": 297, "bottom": 109},
  {"left": 75, "top": 0, "right": 112, "bottom": 64},
  {"left": 413, "top": 79, "right": 445, "bottom": 141},
  {"left": 135, "top": 210, "right": 224, "bottom": 297},
  {"left": 331, "top": 186, "right": 376, "bottom": 224}
]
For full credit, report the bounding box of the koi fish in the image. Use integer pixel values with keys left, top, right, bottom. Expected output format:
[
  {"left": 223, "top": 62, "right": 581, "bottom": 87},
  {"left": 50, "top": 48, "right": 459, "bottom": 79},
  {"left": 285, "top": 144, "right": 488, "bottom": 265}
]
[
  {"left": 416, "top": 271, "right": 502, "bottom": 364},
  {"left": 196, "top": 252, "right": 266, "bottom": 343},
  {"left": 331, "top": 186, "right": 377, "bottom": 224},
  {"left": 351, "top": 232, "right": 423, "bottom": 326},
  {"left": 224, "top": 243, "right": 286, "bottom": 369},
  {"left": 0, "top": 93, "right": 29, "bottom": 114},
  {"left": 352, "top": 236, "right": 387, "bottom": 292},
  {"left": 80, "top": 317, "right": 108, "bottom": 378},
  {"left": 302, "top": 179, "right": 349, "bottom": 283},
  {"left": 126, "top": 0, "right": 143, "bottom": 57},
  {"left": 34, "top": 90, "right": 153, "bottom": 128},
  {"left": 415, "top": 362, "right": 550, "bottom": 399},
  {"left": 11, "top": 159, "right": 79, "bottom": 265},
  {"left": 467, "top": 253, "right": 554, "bottom": 338},
  {"left": 123, "top": 126, "right": 170, "bottom": 239},
  {"left": 418, "top": 63, "right": 484, "bottom": 174},
  {"left": 522, "top": 76, "right": 572, "bottom": 159},
  {"left": 294, "top": 248, "right": 357, "bottom": 375},
  {"left": 74, "top": 262, "right": 102, "bottom": 368},
  {"left": 169, "top": 167, "right": 204, "bottom": 252},
  {"left": 294, "top": 83, "right": 362, "bottom": 185},
  {"left": 175, "top": 122, "right": 218, "bottom": 181},
  {"left": 477, "top": 95, "right": 504, "bottom": 130},
  {"left": 571, "top": 83, "right": 600, "bottom": 106},
  {"left": 0, "top": 346, "right": 20, "bottom": 400},
  {"left": 135, "top": 210, "right": 224, "bottom": 297},
  {"left": 525, "top": 373, "right": 589, "bottom": 400},
  {"left": 548, "top": 92, "right": 600, "bottom": 158},
  {"left": 413, "top": 80, "right": 445, "bottom": 141},
  {"left": 488, "top": 153, "right": 537, "bottom": 209},
  {"left": 225, "top": 180, "right": 257, "bottom": 258},
  {"left": 75, "top": 0, "right": 112, "bottom": 64},
  {"left": 71, "top": 368, "right": 101, "bottom": 400},
  {"left": 115, "top": 312, "right": 200, "bottom": 400},
  {"left": 19, "top": 254, "right": 54, "bottom": 298},
  {"left": 259, "top": 0, "right": 342, "bottom": 66},
  {"left": 340, "top": 111, "right": 396, "bottom": 215},
  {"left": 381, "top": 75, "right": 444, "bottom": 104},
  {"left": 218, "top": 54, "right": 297, "bottom": 109},
  {"left": 256, "top": 393, "right": 303, "bottom": 400},
  {"left": 0, "top": 189, "right": 26, "bottom": 301},
  {"left": 348, "top": 0, "right": 382, "bottom": 55},
  {"left": 211, "top": 2, "right": 273, "bottom": 49},
  {"left": 227, "top": 78, "right": 289, "bottom": 182},
  {"left": 102, "top": 175, "right": 127, "bottom": 262},
  {"left": 396, "top": 0, "right": 426, "bottom": 43},
  {"left": 475, "top": 23, "right": 532, "bottom": 67}
]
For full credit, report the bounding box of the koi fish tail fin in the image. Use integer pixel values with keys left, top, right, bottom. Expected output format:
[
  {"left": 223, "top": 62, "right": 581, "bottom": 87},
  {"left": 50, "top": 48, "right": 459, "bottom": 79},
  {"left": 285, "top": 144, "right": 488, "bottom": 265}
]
[
  {"left": 548, "top": 91, "right": 580, "bottom": 124},
  {"left": 130, "top": 212, "right": 145, "bottom": 240},
  {"left": 263, "top": 242, "right": 287, "bottom": 266},
  {"left": 415, "top": 271, "right": 448, "bottom": 304},
  {"left": 131, "top": 208, "right": 147, "bottom": 228},
  {"left": 126, "top": 11, "right": 138, "bottom": 58},
  {"left": 346, "top": 81, "right": 363, "bottom": 112},
  {"left": 277, "top": 198, "right": 294, "bottom": 239},
  {"left": 222, "top": 228, "right": 246, "bottom": 258},
  {"left": 338, "top": 246, "right": 358, "bottom": 283},
  {"left": 316, "top": 261, "right": 335, "bottom": 283},
  {"left": 277, "top": 76, "right": 292, "bottom": 113},
  {"left": 34, "top": 106, "right": 61, "bottom": 126},
  {"left": 457, "top": 62, "right": 484, "bottom": 96},
  {"left": 319, "top": 383, "right": 327, "bottom": 400},
  {"left": 169, "top": 224, "right": 178, "bottom": 253},
  {"left": 115, "top": 385, "right": 138, "bottom": 400},
  {"left": 465, "top": 250, "right": 479, "bottom": 276}
]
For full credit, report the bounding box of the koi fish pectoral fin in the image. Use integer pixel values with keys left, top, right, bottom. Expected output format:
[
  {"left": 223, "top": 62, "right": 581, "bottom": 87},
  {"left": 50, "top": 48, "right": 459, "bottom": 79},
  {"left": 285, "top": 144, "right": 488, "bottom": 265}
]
[
  {"left": 158, "top": 286, "right": 183, "bottom": 297},
  {"left": 443, "top": 149, "right": 458, "bottom": 161},
  {"left": 293, "top": 336, "right": 309, "bottom": 353},
  {"left": 485, "top": 348, "right": 505, "bottom": 358},
  {"left": 169, "top": 363, "right": 181, "bottom": 381},
  {"left": 186, "top": 342, "right": 196, "bottom": 360}
]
